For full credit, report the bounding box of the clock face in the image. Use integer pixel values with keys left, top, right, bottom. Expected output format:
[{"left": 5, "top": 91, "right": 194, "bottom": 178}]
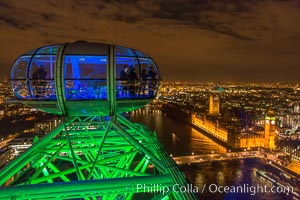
[
  {"left": 266, "top": 119, "right": 270, "bottom": 124},
  {"left": 271, "top": 120, "right": 275, "bottom": 125}
]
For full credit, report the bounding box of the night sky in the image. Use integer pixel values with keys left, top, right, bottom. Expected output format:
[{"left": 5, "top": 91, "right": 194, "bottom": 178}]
[{"left": 1, "top": 0, "right": 300, "bottom": 82}]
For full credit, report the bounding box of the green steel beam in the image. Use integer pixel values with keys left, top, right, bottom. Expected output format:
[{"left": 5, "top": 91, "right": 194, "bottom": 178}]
[
  {"left": 88, "top": 123, "right": 111, "bottom": 180},
  {"left": 151, "top": 189, "right": 172, "bottom": 200},
  {"left": 149, "top": 136, "right": 197, "bottom": 200},
  {"left": 54, "top": 43, "right": 67, "bottom": 116},
  {"left": 117, "top": 114, "right": 150, "bottom": 141},
  {"left": 46, "top": 162, "right": 70, "bottom": 182},
  {"left": 41, "top": 145, "right": 136, "bottom": 153},
  {"left": 0, "top": 123, "right": 64, "bottom": 185},
  {"left": 50, "top": 156, "right": 152, "bottom": 178},
  {"left": 126, "top": 152, "right": 137, "bottom": 170},
  {"left": 26, "top": 144, "right": 65, "bottom": 184},
  {"left": 134, "top": 157, "right": 147, "bottom": 172},
  {"left": 83, "top": 152, "right": 101, "bottom": 180},
  {"left": 108, "top": 44, "right": 116, "bottom": 116},
  {"left": 31, "top": 163, "right": 91, "bottom": 184},
  {"left": 0, "top": 175, "right": 174, "bottom": 199},
  {"left": 111, "top": 120, "right": 167, "bottom": 174},
  {"left": 0, "top": 115, "right": 197, "bottom": 199},
  {"left": 65, "top": 124, "right": 84, "bottom": 181}
]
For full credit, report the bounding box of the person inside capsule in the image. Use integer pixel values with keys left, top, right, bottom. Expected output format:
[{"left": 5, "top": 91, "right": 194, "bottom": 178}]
[{"left": 32, "top": 65, "right": 47, "bottom": 98}]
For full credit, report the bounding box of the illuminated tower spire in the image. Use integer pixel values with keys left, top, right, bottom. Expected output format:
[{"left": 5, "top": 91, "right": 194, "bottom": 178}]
[{"left": 3, "top": 75, "right": 7, "bottom": 83}]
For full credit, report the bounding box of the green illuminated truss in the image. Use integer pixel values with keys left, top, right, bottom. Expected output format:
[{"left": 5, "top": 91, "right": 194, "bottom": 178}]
[{"left": 0, "top": 114, "right": 196, "bottom": 200}]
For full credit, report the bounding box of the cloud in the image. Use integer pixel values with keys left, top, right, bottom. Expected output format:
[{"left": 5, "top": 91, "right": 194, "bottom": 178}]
[{"left": 0, "top": 0, "right": 300, "bottom": 82}]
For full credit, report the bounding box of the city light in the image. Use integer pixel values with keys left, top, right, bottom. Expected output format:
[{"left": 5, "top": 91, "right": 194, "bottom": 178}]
[{"left": 1, "top": 81, "right": 300, "bottom": 199}]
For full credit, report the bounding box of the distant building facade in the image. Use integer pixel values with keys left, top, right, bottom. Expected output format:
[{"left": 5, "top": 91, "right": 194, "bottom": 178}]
[
  {"left": 34, "top": 118, "right": 62, "bottom": 134},
  {"left": 192, "top": 94, "right": 276, "bottom": 150},
  {"left": 0, "top": 146, "right": 13, "bottom": 169}
]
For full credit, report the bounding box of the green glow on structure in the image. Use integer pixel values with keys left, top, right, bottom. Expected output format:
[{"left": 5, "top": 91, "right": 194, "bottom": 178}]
[
  {"left": 0, "top": 115, "right": 197, "bottom": 199},
  {"left": 1, "top": 43, "right": 197, "bottom": 199}
]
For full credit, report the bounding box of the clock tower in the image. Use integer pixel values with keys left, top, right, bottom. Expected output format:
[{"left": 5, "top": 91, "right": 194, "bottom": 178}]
[
  {"left": 264, "top": 110, "right": 276, "bottom": 149},
  {"left": 209, "top": 94, "right": 220, "bottom": 116}
]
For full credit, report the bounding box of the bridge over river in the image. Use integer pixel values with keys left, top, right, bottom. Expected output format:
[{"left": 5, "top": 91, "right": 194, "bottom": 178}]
[
  {"left": 172, "top": 150, "right": 300, "bottom": 181},
  {"left": 172, "top": 151, "right": 268, "bottom": 165}
]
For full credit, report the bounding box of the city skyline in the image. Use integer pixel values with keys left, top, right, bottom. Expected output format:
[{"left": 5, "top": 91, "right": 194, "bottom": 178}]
[
  {"left": 1, "top": 0, "right": 300, "bottom": 82},
  {"left": 1, "top": 78, "right": 300, "bottom": 199}
]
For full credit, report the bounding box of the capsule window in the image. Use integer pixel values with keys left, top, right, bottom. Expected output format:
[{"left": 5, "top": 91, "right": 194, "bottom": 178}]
[
  {"left": 139, "top": 58, "right": 159, "bottom": 98},
  {"left": 29, "top": 55, "right": 55, "bottom": 79},
  {"left": 64, "top": 55, "right": 107, "bottom": 100},
  {"left": 10, "top": 56, "right": 31, "bottom": 79},
  {"left": 10, "top": 56, "right": 31, "bottom": 99},
  {"left": 28, "top": 55, "right": 56, "bottom": 100},
  {"left": 134, "top": 50, "right": 149, "bottom": 58},
  {"left": 36, "top": 46, "right": 59, "bottom": 55},
  {"left": 24, "top": 49, "right": 37, "bottom": 55},
  {"left": 115, "top": 46, "right": 135, "bottom": 57},
  {"left": 116, "top": 57, "right": 139, "bottom": 99}
]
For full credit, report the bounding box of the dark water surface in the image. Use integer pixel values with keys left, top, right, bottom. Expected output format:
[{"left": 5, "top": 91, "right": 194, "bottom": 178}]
[{"left": 130, "top": 109, "right": 227, "bottom": 156}]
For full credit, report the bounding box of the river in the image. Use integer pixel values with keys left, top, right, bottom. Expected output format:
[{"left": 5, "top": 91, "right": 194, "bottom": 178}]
[{"left": 130, "top": 109, "right": 227, "bottom": 156}]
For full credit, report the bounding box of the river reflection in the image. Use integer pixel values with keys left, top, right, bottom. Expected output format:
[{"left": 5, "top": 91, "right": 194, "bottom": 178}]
[
  {"left": 130, "top": 109, "right": 227, "bottom": 156},
  {"left": 181, "top": 159, "right": 294, "bottom": 200}
]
